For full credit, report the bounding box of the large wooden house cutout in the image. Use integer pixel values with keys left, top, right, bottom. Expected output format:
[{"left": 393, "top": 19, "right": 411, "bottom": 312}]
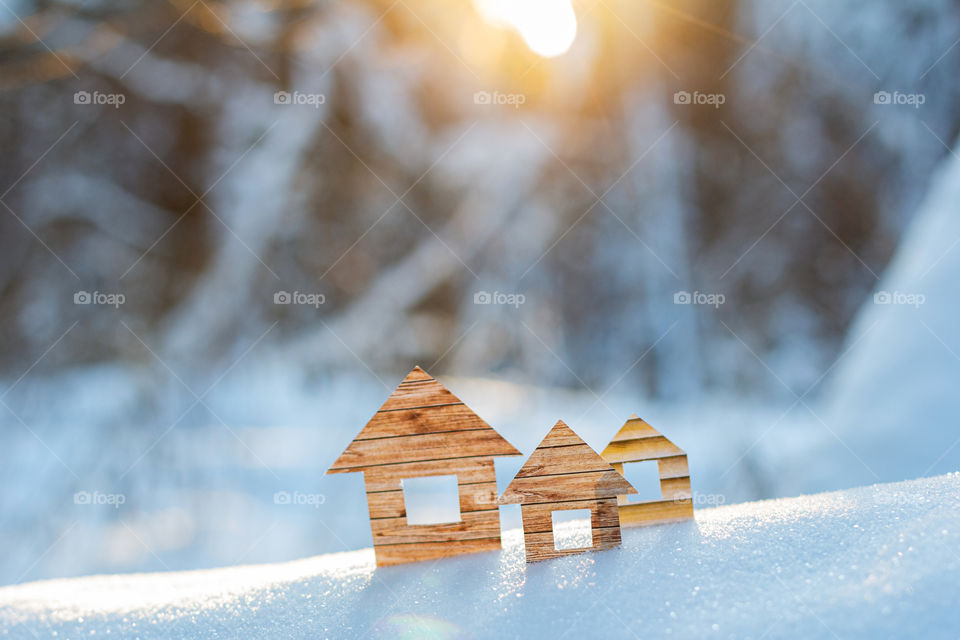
[
  {"left": 327, "top": 366, "right": 522, "bottom": 566},
  {"left": 500, "top": 420, "right": 637, "bottom": 562},
  {"left": 600, "top": 414, "right": 694, "bottom": 527}
]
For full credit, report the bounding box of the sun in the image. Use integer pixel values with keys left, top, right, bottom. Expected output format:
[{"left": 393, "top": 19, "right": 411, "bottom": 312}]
[{"left": 475, "top": 0, "right": 578, "bottom": 58}]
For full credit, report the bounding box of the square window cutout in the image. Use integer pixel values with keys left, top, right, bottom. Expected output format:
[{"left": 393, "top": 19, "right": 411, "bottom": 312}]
[
  {"left": 552, "top": 509, "right": 592, "bottom": 550},
  {"left": 621, "top": 460, "right": 662, "bottom": 503},
  {"left": 401, "top": 475, "right": 461, "bottom": 525}
]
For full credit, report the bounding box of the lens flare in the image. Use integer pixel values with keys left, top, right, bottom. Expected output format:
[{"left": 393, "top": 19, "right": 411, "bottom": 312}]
[{"left": 476, "top": 0, "right": 578, "bottom": 58}]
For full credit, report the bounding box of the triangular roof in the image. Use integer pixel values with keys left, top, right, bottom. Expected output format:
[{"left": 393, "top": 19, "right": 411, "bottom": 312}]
[
  {"left": 600, "top": 414, "right": 685, "bottom": 463},
  {"left": 500, "top": 420, "right": 636, "bottom": 504},
  {"left": 327, "top": 366, "right": 521, "bottom": 473}
]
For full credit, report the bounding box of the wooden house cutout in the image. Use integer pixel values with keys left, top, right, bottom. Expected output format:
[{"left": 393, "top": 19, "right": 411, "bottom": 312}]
[
  {"left": 500, "top": 420, "right": 636, "bottom": 562},
  {"left": 327, "top": 366, "right": 521, "bottom": 567},
  {"left": 600, "top": 414, "right": 694, "bottom": 527}
]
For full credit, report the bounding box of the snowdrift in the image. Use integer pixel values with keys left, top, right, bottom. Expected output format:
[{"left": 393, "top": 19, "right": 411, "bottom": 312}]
[
  {"left": 2, "top": 473, "right": 958, "bottom": 639},
  {"left": 815, "top": 132, "right": 960, "bottom": 492}
]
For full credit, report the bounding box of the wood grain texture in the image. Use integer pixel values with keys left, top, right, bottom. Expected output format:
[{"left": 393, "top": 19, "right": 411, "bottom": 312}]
[
  {"left": 514, "top": 443, "right": 614, "bottom": 478},
  {"left": 502, "top": 421, "right": 634, "bottom": 562},
  {"left": 518, "top": 498, "right": 621, "bottom": 533},
  {"left": 618, "top": 499, "right": 694, "bottom": 525},
  {"left": 370, "top": 510, "right": 501, "bottom": 544},
  {"left": 356, "top": 404, "right": 496, "bottom": 439},
  {"left": 366, "top": 481, "right": 498, "bottom": 519},
  {"left": 659, "top": 475, "right": 693, "bottom": 500},
  {"left": 326, "top": 366, "right": 521, "bottom": 567},
  {"left": 500, "top": 471, "right": 639, "bottom": 505},
  {"left": 329, "top": 366, "right": 520, "bottom": 473},
  {"left": 602, "top": 415, "right": 695, "bottom": 528},
  {"left": 657, "top": 454, "right": 693, "bottom": 479},
  {"left": 520, "top": 498, "right": 622, "bottom": 562},
  {"left": 360, "top": 458, "right": 495, "bottom": 493},
  {"left": 373, "top": 537, "right": 502, "bottom": 566},
  {"left": 330, "top": 429, "right": 520, "bottom": 470},
  {"left": 500, "top": 421, "right": 635, "bottom": 504},
  {"left": 601, "top": 436, "right": 685, "bottom": 463}
]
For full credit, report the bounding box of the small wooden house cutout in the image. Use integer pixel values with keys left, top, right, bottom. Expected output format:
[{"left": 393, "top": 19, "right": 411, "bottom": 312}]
[
  {"left": 500, "top": 420, "right": 637, "bottom": 562},
  {"left": 600, "top": 414, "right": 694, "bottom": 527},
  {"left": 327, "top": 366, "right": 521, "bottom": 566}
]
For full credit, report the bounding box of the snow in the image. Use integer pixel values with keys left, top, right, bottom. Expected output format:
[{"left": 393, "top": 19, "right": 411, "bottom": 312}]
[
  {"left": 3, "top": 473, "right": 959, "bottom": 639},
  {"left": 808, "top": 132, "right": 960, "bottom": 492}
]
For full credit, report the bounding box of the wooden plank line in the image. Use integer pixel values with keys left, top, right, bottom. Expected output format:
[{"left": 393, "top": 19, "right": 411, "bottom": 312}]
[
  {"left": 609, "top": 433, "right": 674, "bottom": 444},
  {"left": 365, "top": 479, "right": 496, "bottom": 495},
  {"left": 359, "top": 459, "right": 497, "bottom": 492},
  {"left": 503, "top": 470, "right": 634, "bottom": 493},
  {"left": 511, "top": 495, "right": 626, "bottom": 507},
  {"left": 523, "top": 525, "right": 621, "bottom": 536},
  {"left": 353, "top": 426, "right": 489, "bottom": 443},
  {"left": 619, "top": 498, "right": 690, "bottom": 506},
  {"left": 371, "top": 515, "right": 501, "bottom": 542},
  {"left": 331, "top": 453, "right": 509, "bottom": 472},
  {"left": 374, "top": 401, "right": 463, "bottom": 414},
  {"left": 333, "top": 428, "right": 519, "bottom": 469},
  {"left": 535, "top": 443, "right": 596, "bottom": 450},
  {"left": 619, "top": 499, "right": 693, "bottom": 525},
  {"left": 377, "top": 379, "right": 463, "bottom": 412},
  {"left": 514, "top": 467, "right": 619, "bottom": 480},
  {"left": 373, "top": 535, "right": 501, "bottom": 548},
  {"left": 368, "top": 507, "right": 500, "bottom": 521},
  {"left": 658, "top": 473, "right": 691, "bottom": 482},
  {"left": 609, "top": 435, "right": 677, "bottom": 445}
]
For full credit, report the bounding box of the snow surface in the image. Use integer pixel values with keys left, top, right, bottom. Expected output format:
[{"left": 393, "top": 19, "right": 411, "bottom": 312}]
[
  {"left": 812, "top": 131, "right": 960, "bottom": 492},
  {"left": 2, "top": 473, "right": 958, "bottom": 639}
]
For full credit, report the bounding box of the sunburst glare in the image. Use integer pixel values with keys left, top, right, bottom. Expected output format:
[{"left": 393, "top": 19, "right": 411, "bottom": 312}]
[{"left": 475, "top": 0, "right": 578, "bottom": 58}]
